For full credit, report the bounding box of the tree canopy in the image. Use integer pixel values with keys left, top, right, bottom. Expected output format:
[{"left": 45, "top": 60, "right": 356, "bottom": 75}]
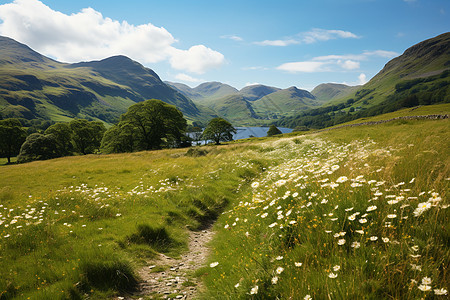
[
  {"left": 0, "top": 118, "right": 27, "bottom": 163},
  {"left": 17, "top": 133, "right": 60, "bottom": 163},
  {"left": 267, "top": 125, "right": 282, "bottom": 136},
  {"left": 202, "top": 118, "right": 236, "bottom": 145},
  {"left": 101, "top": 99, "right": 187, "bottom": 153},
  {"left": 69, "top": 119, "right": 106, "bottom": 155}
]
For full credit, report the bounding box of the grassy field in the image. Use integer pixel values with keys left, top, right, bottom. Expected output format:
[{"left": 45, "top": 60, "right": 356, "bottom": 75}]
[
  {"left": 0, "top": 108, "right": 448, "bottom": 299},
  {"left": 200, "top": 117, "right": 449, "bottom": 299}
]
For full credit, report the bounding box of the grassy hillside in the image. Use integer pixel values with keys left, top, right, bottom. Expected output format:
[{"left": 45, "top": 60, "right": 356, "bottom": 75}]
[
  {"left": 253, "top": 87, "right": 320, "bottom": 118},
  {"left": 330, "top": 32, "right": 450, "bottom": 109},
  {"left": 0, "top": 36, "right": 213, "bottom": 125},
  {"left": 0, "top": 105, "right": 448, "bottom": 299},
  {"left": 311, "top": 83, "right": 359, "bottom": 102},
  {"left": 209, "top": 94, "right": 260, "bottom": 125},
  {"left": 239, "top": 85, "right": 281, "bottom": 101}
]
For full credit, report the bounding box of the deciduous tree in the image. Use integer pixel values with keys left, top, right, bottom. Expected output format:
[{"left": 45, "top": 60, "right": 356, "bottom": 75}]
[
  {"left": 0, "top": 118, "right": 27, "bottom": 164},
  {"left": 202, "top": 118, "right": 236, "bottom": 145}
]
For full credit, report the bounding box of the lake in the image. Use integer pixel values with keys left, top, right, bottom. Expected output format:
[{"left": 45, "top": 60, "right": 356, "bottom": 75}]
[
  {"left": 233, "top": 127, "right": 293, "bottom": 140},
  {"left": 188, "top": 126, "right": 293, "bottom": 145}
]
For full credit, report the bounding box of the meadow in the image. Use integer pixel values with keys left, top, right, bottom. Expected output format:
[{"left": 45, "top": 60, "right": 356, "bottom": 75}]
[{"left": 0, "top": 106, "right": 448, "bottom": 299}]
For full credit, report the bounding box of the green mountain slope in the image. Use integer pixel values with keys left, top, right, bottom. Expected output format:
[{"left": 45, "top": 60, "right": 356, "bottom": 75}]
[
  {"left": 331, "top": 32, "right": 450, "bottom": 108},
  {"left": 209, "top": 94, "right": 260, "bottom": 124},
  {"left": 239, "top": 84, "right": 280, "bottom": 101},
  {"left": 311, "top": 83, "right": 358, "bottom": 102},
  {"left": 275, "top": 32, "right": 450, "bottom": 129},
  {"left": 0, "top": 36, "right": 212, "bottom": 124},
  {"left": 253, "top": 86, "right": 319, "bottom": 118}
]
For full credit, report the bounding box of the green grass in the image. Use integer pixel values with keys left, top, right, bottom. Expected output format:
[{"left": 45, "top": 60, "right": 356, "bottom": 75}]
[
  {"left": 0, "top": 147, "right": 266, "bottom": 299},
  {"left": 0, "top": 110, "right": 448, "bottom": 299},
  {"left": 200, "top": 118, "right": 449, "bottom": 299}
]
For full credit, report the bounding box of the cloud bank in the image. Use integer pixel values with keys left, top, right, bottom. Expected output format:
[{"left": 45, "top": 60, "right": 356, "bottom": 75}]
[
  {"left": 277, "top": 50, "right": 398, "bottom": 73},
  {"left": 255, "top": 28, "right": 360, "bottom": 46},
  {"left": 0, "top": 0, "right": 224, "bottom": 74}
]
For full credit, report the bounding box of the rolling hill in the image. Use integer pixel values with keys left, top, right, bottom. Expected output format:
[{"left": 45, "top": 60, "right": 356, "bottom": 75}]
[
  {"left": 311, "top": 83, "right": 358, "bottom": 102},
  {"left": 239, "top": 84, "right": 281, "bottom": 101},
  {"left": 0, "top": 36, "right": 213, "bottom": 124},
  {"left": 275, "top": 32, "right": 450, "bottom": 129},
  {"left": 332, "top": 32, "right": 450, "bottom": 108},
  {"left": 252, "top": 86, "right": 319, "bottom": 118}
]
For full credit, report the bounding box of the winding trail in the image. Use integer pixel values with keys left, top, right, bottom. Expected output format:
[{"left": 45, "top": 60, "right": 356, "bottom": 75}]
[{"left": 125, "top": 227, "right": 214, "bottom": 299}]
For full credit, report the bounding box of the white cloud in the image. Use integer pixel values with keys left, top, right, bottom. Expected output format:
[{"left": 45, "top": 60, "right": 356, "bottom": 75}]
[
  {"left": 255, "top": 28, "right": 359, "bottom": 47},
  {"left": 277, "top": 49, "right": 399, "bottom": 73},
  {"left": 169, "top": 45, "right": 224, "bottom": 74},
  {"left": 276, "top": 61, "right": 327, "bottom": 73},
  {"left": 254, "top": 39, "right": 299, "bottom": 46},
  {"left": 339, "top": 60, "right": 360, "bottom": 70},
  {"left": 302, "top": 28, "right": 360, "bottom": 44},
  {"left": 0, "top": 0, "right": 225, "bottom": 74},
  {"left": 358, "top": 73, "right": 368, "bottom": 85},
  {"left": 174, "top": 73, "right": 203, "bottom": 83},
  {"left": 245, "top": 82, "right": 261, "bottom": 87},
  {"left": 221, "top": 34, "right": 243, "bottom": 42}
]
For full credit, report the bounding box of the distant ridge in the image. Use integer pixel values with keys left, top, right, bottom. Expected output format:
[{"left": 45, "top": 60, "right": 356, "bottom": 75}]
[{"left": 0, "top": 36, "right": 214, "bottom": 123}]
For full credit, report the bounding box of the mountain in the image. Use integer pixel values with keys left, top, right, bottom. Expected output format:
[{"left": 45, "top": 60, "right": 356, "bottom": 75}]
[
  {"left": 275, "top": 32, "right": 450, "bottom": 129},
  {"left": 166, "top": 81, "right": 239, "bottom": 103},
  {"left": 0, "top": 36, "right": 213, "bottom": 124},
  {"left": 330, "top": 32, "right": 450, "bottom": 108},
  {"left": 253, "top": 87, "right": 319, "bottom": 118},
  {"left": 209, "top": 95, "right": 260, "bottom": 124},
  {"left": 239, "top": 84, "right": 281, "bottom": 101},
  {"left": 311, "top": 83, "right": 358, "bottom": 102}
]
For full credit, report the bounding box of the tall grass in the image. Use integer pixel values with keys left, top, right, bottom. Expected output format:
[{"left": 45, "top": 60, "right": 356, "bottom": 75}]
[
  {"left": 200, "top": 119, "right": 449, "bottom": 299},
  {"left": 0, "top": 147, "right": 265, "bottom": 299},
  {"left": 0, "top": 117, "right": 448, "bottom": 299}
]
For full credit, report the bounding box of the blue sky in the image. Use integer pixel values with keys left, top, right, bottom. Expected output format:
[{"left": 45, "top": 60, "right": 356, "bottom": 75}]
[{"left": 0, "top": 0, "right": 448, "bottom": 90}]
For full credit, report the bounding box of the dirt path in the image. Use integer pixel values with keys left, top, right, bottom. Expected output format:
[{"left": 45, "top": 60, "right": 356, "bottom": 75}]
[{"left": 124, "top": 228, "right": 214, "bottom": 299}]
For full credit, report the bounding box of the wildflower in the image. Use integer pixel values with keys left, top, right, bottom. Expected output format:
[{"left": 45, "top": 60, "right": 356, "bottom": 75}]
[
  {"left": 250, "top": 285, "right": 258, "bottom": 294},
  {"left": 275, "top": 180, "right": 287, "bottom": 187},
  {"left": 333, "top": 265, "right": 340, "bottom": 271},
  {"left": 337, "top": 239, "right": 346, "bottom": 245},
  {"left": 351, "top": 241, "right": 361, "bottom": 248},
  {"left": 387, "top": 199, "right": 399, "bottom": 205},
  {"left": 269, "top": 222, "right": 278, "bottom": 228},
  {"left": 289, "top": 220, "right": 297, "bottom": 225},
  {"left": 382, "top": 237, "right": 390, "bottom": 243},
  {"left": 295, "top": 262, "right": 303, "bottom": 267},
  {"left": 304, "top": 295, "right": 312, "bottom": 300},
  {"left": 292, "top": 192, "right": 299, "bottom": 197},
  {"left": 418, "top": 284, "right": 431, "bottom": 292},
  {"left": 370, "top": 236, "right": 378, "bottom": 241},
  {"left": 434, "top": 288, "right": 448, "bottom": 295},
  {"left": 210, "top": 262, "right": 219, "bottom": 268},
  {"left": 336, "top": 176, "right": 348, "bottom": 183},
  {"left": 413, "top": 202, "right": 432, "bottom": 217},
  {"left": 345, "top": 207, "right": 354, "bottom": 212},
  {"left": 234, "top": 283, "right": 240, "bottom": 288},
  {"left": 271, "top": 276, "right": 279, "bottom": 284},
  {"left": 224, "top": 224, "right": 229, "bottom": 229},
  {"left": 348, "top": 215, "right": 356, "bottom": 221},
  {"left": 328, "top": 273, "right": 338, "bottom": 278},
  {"left": 261, "top": 213, "right": 268, "bottom": 218},
  {"left": 367, "top": 205, "right": 377, "bottom": 212},
  {"left": 251, "top": 182, "right": 260, "bottom": 189},
  {"left": 276, "top": 267, "right": 284, "bottom": 274},
  {"left": 387, "top": 214, "right": 397, "bottom": 219},
  {"left": 410, "top": 264, "right": 422, "bottom": 271},
  {"left": 359, "top": 218, "right": 367, "bottom": 224},
  {"left": 276, "top": 256, "right": 283, "bottom": 260},
  {"left": 421, "top": 277, "right": 432, "bottom": 285}
]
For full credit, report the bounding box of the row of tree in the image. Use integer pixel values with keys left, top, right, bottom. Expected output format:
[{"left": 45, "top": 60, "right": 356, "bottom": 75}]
[{"left": 0, "top": 99, "right": 239, "bottom": 164}]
